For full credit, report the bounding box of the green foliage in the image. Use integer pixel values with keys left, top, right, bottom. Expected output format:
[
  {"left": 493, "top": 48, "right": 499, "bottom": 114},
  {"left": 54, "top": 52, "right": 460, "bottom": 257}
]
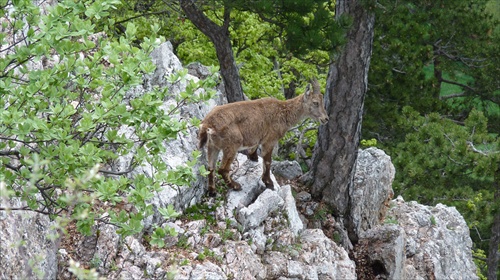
[
  {"left": 364, "top": 0, "right": 500, "bottom": 144},
  {"left": 176, "top": 234, "right": 190, "bottom": 249},
  {"left": 68, "top": 259, "right": 102, "bottom": 280},
  {"left": 278, "top": 120, "right": 320, "bottom": 169},
  {"left": 150, "top": 225, "right": 178, "bottom": 248},
  {"left": 182, "top": 202, "right": 219, "bottom": 225},
  {"left": 149, "top": 204, "right": 181, "bottom": 248},
  {"left": 472, "top": 248, "right": 488, "bottom": 280},
  {"left": 159, "top": 204, "right": 181, "bottom": 220},
  {"left": 234, "top": 0, "right": 346, "bottom": 55},
  {"left": 360, "top": 138, "right": 378, "bottom": 148},
  {"left": 0, "top": 0, "right": 214, "bottom": 243},
  {"left": 219, "top": 228, "right": 235, "bottom": 242},
  {"left": 104, "top": 1, "right": 339, "bottom": 100},
  {"left": 393, "top": 107, "right": 499, "bottom": 256},
  {"left": 167, "top": 151, "right": 209, "bottom": 186},
  {"left": 363, "top": 1, "right": 499, "bottom": 271},
  {"left": 90, "top": 256, "right": 102, "bottom": 269},
  {"left": 430, "top": 216, "right": 437, "bottom": 226},
  {"left": 384, "top": 216, "right": 398, "bottom": 225}
]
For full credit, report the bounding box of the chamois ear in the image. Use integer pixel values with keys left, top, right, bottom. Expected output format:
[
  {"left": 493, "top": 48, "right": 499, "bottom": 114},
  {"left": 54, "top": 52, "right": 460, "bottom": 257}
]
[{"left": 304, "top": 84, "right": 312, "bottom": 99}]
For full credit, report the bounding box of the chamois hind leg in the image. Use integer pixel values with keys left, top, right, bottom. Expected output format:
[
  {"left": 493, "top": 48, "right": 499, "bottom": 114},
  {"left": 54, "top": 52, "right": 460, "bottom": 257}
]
[
  {"left": 261, "top": 142, "right": 276, "bottom": 189},
  {"left": 246, "top": 145, "right": 259, "bottom": 162},
  {"left": 206, "top": 144, "right": 220, "bottom": 197},
  {"left": 218, "top": 147, "right": 242, "bottom": 191}
]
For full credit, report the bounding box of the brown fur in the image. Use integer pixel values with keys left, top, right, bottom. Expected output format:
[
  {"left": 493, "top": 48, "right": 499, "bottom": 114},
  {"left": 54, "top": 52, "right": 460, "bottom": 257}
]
[{"left": 199, "top": 82, "right": 329, "bottom": 196}]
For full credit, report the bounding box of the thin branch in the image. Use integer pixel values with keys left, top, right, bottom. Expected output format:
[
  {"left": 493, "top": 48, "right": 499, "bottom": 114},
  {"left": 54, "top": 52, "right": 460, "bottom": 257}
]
[
  {"left": 4, "top": 163, "right": 22, "bottom": 171},
  {"left": 473, "top": 255, "right": 488, "bottom": 262},
  {"left": 441, "top": 78, "right": 475, "bottom": 92},
  {"left": 0, "top": 150, "right": 20, "bottom": 156},
  {"left": 439, "top": 92, "right": 467, "bottom": 100},
  {"left": 0, "top": 136, "right": 52, "bottom": 145},
  {"left": 113, "top": 10, "right": 172, "bottom": 26},
  {"left": 98, "top": 168, "right": 134, "bottom": 176},
  {"left": 179, "top": 0, "right": 223, "bottom": 38},
  {"left": 467, "top": 141, "right": 493, "bottom": 156},
  {"left": 0, "top": 206, "right": 53, "bottom": 215},
  {"left": 443, "top": 132, "right": 456, "bottom": 149},
  {"left": 221, "top": 4, "right": 231, "bottom": 31},
  {"left": 391, "top": 68, "right": 406, "bottom": 74}
]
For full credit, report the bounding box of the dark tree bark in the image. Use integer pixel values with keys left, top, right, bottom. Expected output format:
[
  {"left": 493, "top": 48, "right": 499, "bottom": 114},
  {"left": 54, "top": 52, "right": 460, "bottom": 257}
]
[
  {"left": 179, "top": 0, "right": 244, "bottom": 103},
  {"left": 304, "top": 0, "right": 375, "bottom": 242},
  {"left": 283, "top": 68, "right": 300, "bottom": 100},
  {"left": 487, "top": 210, "right": 500, "bottom": 280}
]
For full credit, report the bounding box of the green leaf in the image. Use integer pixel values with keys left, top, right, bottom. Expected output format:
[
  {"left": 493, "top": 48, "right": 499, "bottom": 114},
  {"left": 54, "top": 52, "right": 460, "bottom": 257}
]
[
  {"left": 125, "top": 22, "right": 137, "bottom": 40},
  {"left": 158, "top": 204, "right": 181, "bottom": 220}
]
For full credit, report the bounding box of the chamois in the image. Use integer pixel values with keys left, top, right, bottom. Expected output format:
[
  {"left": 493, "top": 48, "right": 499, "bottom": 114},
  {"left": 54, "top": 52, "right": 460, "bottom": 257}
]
[{"left": 198, "top": 80, "right": 329, "bottom": 196}]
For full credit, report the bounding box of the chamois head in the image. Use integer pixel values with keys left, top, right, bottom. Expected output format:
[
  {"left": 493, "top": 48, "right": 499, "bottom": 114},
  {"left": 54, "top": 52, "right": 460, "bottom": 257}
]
[{"left": 304, "top": 78, "right": 329, "bottom": 125}]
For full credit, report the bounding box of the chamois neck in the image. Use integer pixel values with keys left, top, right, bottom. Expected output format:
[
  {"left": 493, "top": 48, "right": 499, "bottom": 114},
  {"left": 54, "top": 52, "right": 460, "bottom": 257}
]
[{"left": 279, "top": 94, "right": 307, "bottom": 127}]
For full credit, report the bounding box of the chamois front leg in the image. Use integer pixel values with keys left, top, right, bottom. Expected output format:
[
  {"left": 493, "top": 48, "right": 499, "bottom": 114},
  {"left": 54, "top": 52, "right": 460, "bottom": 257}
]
[
  {"left": 261, "top": 142, "right": 275, "bottom": 189},
  {"left": 218, "top": 147, "right": 242, "bottom": 191}
]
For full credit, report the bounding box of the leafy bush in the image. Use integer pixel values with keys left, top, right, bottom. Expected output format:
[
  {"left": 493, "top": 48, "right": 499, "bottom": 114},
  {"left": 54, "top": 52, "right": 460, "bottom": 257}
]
[{"left": 0, "top": 0, "right": 214, "bottom": 243}]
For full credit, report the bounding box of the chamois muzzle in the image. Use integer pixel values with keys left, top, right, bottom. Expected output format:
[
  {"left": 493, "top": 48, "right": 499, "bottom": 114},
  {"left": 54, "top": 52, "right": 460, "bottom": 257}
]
[{"left": 320, "top": 115, "right": 329, "bottom": 125}]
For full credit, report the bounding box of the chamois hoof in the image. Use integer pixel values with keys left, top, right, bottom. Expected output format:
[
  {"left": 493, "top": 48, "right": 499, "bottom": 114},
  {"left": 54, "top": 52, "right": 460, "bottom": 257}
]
[
  {"left": 231, "top": 182, "right": 242, "bottom": 191},
  {"left": 207, "top": 187, "right": 217, "bottom": 197},
  {"left": 265, "top": 182, "right": 274, "bottom": 190},
  {"left": 208, "top": 192, "right": 216, "bottom": 197}
]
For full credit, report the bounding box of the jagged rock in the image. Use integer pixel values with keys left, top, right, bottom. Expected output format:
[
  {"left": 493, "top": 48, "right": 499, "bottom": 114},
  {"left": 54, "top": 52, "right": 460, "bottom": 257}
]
[
  {"left": 246, "top": 226, "right": 267, "bottom": 254},
  {"left": 356, "top": 224, "right": 405, "bottom": 279},
  {"left": 187, "top": 62, "right": 212, "bottom": 79},
  {"left": 356, "top": 199, "right": 478, "bottom": 280},
  {"left": 298, "top": 229, "right": 357, "bottom": 279},
  {"left": 0, "top": 199, "right": 59, "bottom": 280},
  {"left": 393, "top": 201, "right": 478, "bottom": 280},
  {"left": 181, "top": 262, "right": 226, "bottom": 280},
  {"left": 350, "top": 147, "right": 395, "bottom": 239},
  {"left": 225, "top": 154, "right": 269, "bottom": 216},
  {"left": 221, "top": 241, "right": 267, "bottom": 279},
  {"left": 278, "top": 185, "right": 304, "bottom": 236},
  {"left": 92, "top": 224, "right": 120, "bottom": 274},
  {"left": 271, "top": 160, "right": 303, "bottom": 179},
  {"left": 146, "top": 41, "right": 183, "bottom": 89},
  {"left": 296, "top": 191, "right": 312, "bottom": 202},
  {"left": 237, "top": 189, "right": 285, "bottom": 231},
  {"left": 118, "top": 265, "right": 144, "bottom": 280},
  {"left": 263, "top": 251, "right": 288, "bottom": 278}
]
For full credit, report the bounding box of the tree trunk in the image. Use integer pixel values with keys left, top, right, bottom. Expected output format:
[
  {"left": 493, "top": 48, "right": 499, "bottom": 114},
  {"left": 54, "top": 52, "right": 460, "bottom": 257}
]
[
  {"left": 305, "top": 0, "right": 375, "bottom": 242},
  {"left": 179, "top": 0, "right": 244, "bottom": 103},
  {"left": 487, "top": 210, "right": 500, "bottom": 280}
]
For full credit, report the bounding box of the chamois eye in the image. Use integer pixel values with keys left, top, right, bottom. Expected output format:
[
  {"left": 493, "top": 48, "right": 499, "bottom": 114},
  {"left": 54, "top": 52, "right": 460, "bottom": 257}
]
[{"left": 313, "top": 102, "right": 319, "bottom": 106}]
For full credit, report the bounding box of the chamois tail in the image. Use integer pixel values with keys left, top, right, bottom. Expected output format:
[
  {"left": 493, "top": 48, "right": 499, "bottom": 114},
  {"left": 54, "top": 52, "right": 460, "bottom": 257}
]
[{"left": 198, "top": 124, "right": 208, "bottom": 149}]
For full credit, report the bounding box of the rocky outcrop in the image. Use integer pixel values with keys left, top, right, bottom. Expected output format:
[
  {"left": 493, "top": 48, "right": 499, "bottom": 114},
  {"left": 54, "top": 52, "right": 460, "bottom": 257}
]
[
  {"left": 0, "top": 42, "right": 479, "bottom": 280},
  {"left": 0, "top": 198, "right": 59, "bottom": 279},
  {"left": 54, "top": 42, "right": 357, "bottom": 279},
  {"left": 396, "top": 198, "right": 477, "bottom": 279},
  {"left": 355, "top": 196, "right": 478, "bottom": 280},
  {"left": 117, "top": 42, "right": 215, "bottom": 220},
  {"left": 271, "top": 160, "right": 303, "bottom": 180},
  {"left": 350, "top": 147, "right": 395, "bottom": 241},
  {"left": 79, "top": 149, "right": 356, "bottom": 279}
]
